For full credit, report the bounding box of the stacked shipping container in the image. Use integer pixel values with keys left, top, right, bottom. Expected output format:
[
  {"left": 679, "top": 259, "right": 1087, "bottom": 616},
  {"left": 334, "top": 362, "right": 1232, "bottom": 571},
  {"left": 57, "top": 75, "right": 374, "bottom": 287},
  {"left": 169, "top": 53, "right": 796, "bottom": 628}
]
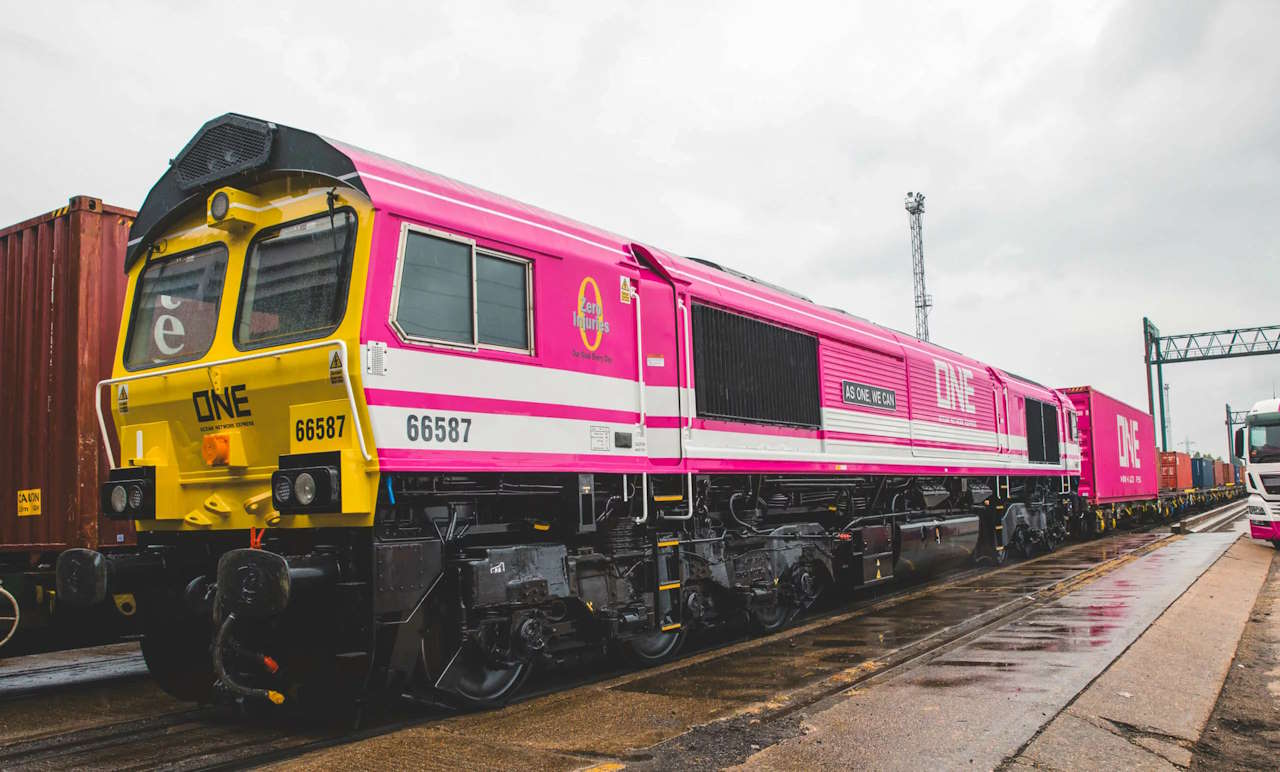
[
  {"left": 1159, "top": 451, "right": 1192, "bottom": 491},
  {"left": 1190, "top": 457, "right": 1215, "bottom": 490},
  {"left": 0, "top": 196, "right": 136, "bottom": 645}
]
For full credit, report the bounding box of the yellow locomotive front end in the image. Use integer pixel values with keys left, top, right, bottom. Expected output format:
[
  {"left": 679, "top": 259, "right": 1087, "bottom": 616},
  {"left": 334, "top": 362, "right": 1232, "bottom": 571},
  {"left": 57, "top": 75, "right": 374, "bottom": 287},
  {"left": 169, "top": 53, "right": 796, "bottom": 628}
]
[
  {"left": 56, "top": 115, "right": 391, "bottom": 706},
  {"left": 106, "top": 180, "right": 378, "bottom": 534}
]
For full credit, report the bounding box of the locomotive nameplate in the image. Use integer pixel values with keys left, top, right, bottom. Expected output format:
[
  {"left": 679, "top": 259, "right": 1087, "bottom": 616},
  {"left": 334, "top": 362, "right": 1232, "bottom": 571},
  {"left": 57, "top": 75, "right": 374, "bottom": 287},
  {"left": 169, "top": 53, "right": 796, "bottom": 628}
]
[{"left": 841, "top": 380, "right": 897, "bottom": 411}]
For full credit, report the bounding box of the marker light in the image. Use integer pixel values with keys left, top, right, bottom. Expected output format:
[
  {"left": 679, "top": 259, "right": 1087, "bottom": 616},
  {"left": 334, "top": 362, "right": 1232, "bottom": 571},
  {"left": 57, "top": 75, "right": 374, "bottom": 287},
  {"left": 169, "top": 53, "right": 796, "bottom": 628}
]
[
  {"left": 127, "top": 484, "right": 144, "bottom": 511},
  {"left": 273, "top": 475, "right": 293, "bottom": 504},
  {"left": 109, "top": 485, "right": 128, "bottom": 514},
  {"left": 209, "top": 191, "right": 230, "bottom": 220},
  {"left": 202, "top": 433, "right": 231, "bottom": 466},
  {"left": 294, "top": 472, "right": 317, "bottom": 506}
]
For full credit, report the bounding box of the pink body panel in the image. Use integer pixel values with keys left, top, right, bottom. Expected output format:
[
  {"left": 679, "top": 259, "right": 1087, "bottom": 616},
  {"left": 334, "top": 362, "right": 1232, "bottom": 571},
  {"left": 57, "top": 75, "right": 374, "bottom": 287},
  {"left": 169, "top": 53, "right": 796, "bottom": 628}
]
[
  {"left": 1064, "top": 387, "right": 1157, "bottom": 505},
  {"left": 333, "top": 139, "right": 1075, "bottom": 480}
]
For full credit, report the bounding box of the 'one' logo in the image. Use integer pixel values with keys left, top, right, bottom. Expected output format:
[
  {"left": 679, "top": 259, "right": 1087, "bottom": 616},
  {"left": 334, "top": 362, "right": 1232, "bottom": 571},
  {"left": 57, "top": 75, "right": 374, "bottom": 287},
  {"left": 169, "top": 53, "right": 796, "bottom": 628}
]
[
  {"left": 934, "top": 359, "right": 976, "bottom": 414},
  {"left": 1117, "top": 416, "right": 1141, "bottom": 468},
  {"left": 192, "top": 384, "right": 252, "bottom": 423}
]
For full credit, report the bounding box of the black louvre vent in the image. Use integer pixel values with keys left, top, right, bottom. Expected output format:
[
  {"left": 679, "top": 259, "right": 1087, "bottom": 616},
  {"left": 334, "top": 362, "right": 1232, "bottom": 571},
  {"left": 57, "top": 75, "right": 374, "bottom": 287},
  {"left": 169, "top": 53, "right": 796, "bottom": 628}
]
[
  {"left": 693, "top": 303, "right": 821, "bottom": 428},
  {"left": 1025, "top": 398, "right": 1060, "bottom": 464},
  {"left": 171, "top": 115, "right": 275, "bottom": 191}
]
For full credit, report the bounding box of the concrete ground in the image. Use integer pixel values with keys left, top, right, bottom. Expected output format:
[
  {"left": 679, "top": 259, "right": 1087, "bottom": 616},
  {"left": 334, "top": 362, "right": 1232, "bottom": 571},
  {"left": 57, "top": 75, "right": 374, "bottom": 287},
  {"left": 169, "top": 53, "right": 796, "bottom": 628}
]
[
  {"left": 1009, "top": 535, "right": 1273, "bottom": 770},
  {"left": 273, "top": 530, "right": 1280, "bottom": 771},
  {"left": 1191, "top": 539, "right": 1280, "bottom": 769},
  {"left": 735, "top": 532, "right": 1261, "bottom": 771}
]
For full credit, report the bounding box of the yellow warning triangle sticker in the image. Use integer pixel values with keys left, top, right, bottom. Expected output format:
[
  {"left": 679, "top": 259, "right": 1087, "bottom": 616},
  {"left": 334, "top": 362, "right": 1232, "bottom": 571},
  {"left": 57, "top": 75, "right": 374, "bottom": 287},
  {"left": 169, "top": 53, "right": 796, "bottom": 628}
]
[{"left": 330, "top": 352, "right": 342, "bottom": 369}]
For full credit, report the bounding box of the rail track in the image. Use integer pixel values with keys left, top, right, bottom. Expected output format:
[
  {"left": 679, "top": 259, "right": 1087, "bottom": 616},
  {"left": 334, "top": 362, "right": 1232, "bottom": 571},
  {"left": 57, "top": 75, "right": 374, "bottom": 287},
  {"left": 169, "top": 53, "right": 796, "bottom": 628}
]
[
  {"left": 0, "top": 502, "right": 1248, "bottom": 770},
  {"left": 0, "top": 645, "right": 146, "bottom": 703}
]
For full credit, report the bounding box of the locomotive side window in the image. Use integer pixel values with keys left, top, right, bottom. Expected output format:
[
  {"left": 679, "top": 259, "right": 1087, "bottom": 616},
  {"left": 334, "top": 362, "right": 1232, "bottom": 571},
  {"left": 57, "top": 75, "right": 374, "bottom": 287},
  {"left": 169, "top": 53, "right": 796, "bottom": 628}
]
[
  {"left": 476, "top": 251, "right": 530, "bottom": 350},
  {"left": 394, "top": 229, "right": 474, "bottom": 344},
  {"left": 123, "top": 243, "right": 228, "bottom": 370},
  {"left": 235, "top": 210, "right": 357, "bottom": 349},
  {"left": 692, "top": 303, "right": 821, "bottom": 428},
  {"left": 392, "top": 226, "right": 532, "bottom": 353}
]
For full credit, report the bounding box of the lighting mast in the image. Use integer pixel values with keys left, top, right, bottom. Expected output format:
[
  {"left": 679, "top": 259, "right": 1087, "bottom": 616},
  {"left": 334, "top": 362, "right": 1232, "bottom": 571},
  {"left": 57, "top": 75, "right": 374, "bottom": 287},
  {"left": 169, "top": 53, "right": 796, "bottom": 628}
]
[{"left": 905, "top": 192, "right": 932, "bottom": 341}]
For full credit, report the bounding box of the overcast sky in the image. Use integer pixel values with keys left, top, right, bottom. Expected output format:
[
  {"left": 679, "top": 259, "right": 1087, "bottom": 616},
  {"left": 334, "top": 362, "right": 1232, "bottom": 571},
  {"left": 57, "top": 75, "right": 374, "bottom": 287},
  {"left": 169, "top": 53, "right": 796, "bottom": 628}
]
[{"left": 3, "top": 1, "right": 1277, "bottom": 460}]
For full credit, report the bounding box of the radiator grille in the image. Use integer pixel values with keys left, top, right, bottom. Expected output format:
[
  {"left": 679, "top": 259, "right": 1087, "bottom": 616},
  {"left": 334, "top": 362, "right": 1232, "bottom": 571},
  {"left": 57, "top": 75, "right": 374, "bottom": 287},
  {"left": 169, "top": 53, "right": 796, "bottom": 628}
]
[
  {"left": 1025, "top": 398, "right": 1060, "bottom": 464},
  {"left": 692, "top": 303, "right": 820, "bottom": 428},
  {"left": 172, "top": 115, "right": 274, "bottom": 191}
]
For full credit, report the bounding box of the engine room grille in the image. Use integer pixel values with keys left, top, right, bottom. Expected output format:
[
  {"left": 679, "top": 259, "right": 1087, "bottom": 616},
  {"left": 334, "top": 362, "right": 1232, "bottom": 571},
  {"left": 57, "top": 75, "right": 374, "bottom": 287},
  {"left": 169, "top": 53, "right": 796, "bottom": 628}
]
[
  {"left": 1025, "top": 398, "right": 1061, "bottom": 464},
  {"left": 171, "top": 115, "right": 275, "bottom": 191},
  {"left": 692, "top": 303, "right": 821, "bottom": 428}
]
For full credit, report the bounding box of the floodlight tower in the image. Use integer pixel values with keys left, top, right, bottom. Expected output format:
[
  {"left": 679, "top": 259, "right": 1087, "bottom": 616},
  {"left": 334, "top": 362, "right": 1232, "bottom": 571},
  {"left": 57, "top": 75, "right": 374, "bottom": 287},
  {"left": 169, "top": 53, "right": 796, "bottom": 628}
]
[{"left": 905, "top": 192, "right": 932, "bottom": 341}]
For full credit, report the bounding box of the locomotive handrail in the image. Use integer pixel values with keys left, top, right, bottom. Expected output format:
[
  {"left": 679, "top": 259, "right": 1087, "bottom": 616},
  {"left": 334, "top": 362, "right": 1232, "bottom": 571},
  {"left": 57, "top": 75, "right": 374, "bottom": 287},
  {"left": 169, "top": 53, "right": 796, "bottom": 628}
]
[
  {"left": 634, "top": 293, "right": 646, "bottom": 430},
  {"left": 95, "top": 339, "right": 372, "bottom": 468},
  {"left": 680, "top": 299, "right": 693, "bottom": 434}
]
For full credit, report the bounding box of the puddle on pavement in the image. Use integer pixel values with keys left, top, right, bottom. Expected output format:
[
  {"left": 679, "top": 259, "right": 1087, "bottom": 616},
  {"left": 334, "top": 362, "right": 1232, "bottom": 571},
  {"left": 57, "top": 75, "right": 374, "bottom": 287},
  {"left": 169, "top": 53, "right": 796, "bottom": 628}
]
[{"left": 617, "top": 532, "right": 1169, "bottom": 702}]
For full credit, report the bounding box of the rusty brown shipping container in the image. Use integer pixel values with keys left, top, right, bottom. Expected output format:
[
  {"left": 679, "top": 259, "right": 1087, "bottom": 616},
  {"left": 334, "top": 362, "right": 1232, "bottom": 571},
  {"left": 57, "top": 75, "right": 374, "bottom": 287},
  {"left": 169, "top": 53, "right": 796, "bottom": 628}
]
[
  {"left": 0, "top": 196, "right": 137, "bottom": 555},
  {"left": 1158, "top": 450, "right": 1192, "bottom": 491}
]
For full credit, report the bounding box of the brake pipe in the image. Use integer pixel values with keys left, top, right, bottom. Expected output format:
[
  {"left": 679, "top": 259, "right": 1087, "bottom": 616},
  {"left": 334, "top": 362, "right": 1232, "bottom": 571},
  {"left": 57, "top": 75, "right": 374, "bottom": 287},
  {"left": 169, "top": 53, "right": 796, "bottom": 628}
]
[{"left": 213, "top": 612, "right": 285, "bottom": 705}]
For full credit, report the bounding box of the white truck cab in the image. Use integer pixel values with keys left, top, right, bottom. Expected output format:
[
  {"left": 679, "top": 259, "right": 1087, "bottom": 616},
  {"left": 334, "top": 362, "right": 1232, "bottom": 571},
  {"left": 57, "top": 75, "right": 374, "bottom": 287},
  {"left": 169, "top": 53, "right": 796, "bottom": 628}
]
[{"left": 1236, "top": 398, "right": 1280, "bottom": 545}]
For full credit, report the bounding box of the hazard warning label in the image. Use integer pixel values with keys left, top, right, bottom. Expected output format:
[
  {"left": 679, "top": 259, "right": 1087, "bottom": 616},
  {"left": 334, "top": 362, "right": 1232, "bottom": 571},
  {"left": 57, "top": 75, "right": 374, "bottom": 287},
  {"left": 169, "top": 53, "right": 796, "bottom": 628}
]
[{"left": 329, "top": 351, "right": 344, "bottom": 385}]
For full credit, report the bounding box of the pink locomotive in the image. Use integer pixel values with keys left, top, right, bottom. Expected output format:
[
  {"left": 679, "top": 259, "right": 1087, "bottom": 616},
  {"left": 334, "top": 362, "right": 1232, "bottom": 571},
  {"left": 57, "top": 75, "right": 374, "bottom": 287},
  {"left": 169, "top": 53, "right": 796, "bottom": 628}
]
[{"left": 60, "top": 114, "right": 1100, "bottom": 708}]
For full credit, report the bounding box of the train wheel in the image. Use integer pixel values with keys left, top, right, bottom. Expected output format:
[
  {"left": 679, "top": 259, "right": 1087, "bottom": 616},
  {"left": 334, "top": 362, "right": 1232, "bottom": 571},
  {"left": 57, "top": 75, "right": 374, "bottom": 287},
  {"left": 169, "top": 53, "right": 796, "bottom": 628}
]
[
  {"left": 141, "top": 623, "right": 216, "bottom": 703},
  {"left": 438, "top": 644, "right": 531, "bottom": 708},
  {"left": 1012, "top": 526, "right": 1035, "bottom": 559},
  {"left": 750, "top": 598, "right": 793, "bottom": 633},
  {"left": 1043, "top": 529, "right": 1060, "bottom": 553},
  {"left": 623, "top": 628, "right": 686, "bottom": 666},
  {"left": 0, "top": 585, "right": 18, "bottom": 649}
]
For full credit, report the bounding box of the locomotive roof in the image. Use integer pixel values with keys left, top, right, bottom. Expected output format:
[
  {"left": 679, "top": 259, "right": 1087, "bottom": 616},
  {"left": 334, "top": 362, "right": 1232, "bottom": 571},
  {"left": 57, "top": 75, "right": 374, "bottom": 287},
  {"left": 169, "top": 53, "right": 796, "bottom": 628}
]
[{"left": 129, "top": 114, "right": 1062, "bottom": 395}]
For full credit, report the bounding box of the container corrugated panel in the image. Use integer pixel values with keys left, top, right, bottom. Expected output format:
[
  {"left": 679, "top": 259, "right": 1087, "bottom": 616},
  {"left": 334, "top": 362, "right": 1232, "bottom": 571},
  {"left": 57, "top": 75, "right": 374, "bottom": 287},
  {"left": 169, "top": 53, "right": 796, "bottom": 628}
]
[
  {"left": 1159, "top": 450, "right": 1192, "bottom": 491},
  {"left": 0, "top": 196, "right": 136, "bottom": 558},
  {"left": 1191, "top": 457, "right": 1214, "bottom": 490},
  {"left": 1062, "top": 386, "right": 1157, "bottom": 505}
]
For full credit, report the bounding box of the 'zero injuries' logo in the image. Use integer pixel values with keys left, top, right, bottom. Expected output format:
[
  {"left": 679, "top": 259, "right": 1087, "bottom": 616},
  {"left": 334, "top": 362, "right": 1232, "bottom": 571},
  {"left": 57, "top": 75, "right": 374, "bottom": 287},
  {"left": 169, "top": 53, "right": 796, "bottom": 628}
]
[{"left": 573, "top": 276, "right": 610, "bottom": 351}]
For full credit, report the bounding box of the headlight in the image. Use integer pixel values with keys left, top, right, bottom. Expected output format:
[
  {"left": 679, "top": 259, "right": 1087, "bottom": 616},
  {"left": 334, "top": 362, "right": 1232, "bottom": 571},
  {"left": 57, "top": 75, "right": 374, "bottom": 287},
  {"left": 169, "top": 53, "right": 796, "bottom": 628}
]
[
  {"left": 209, "top": 191, "right": 230, "bottom": 220},
  {"left": 295, "top": 472, "right": 317, "bottom": 506},
  {"left": 109, "top": 485, "right": 128, "bottom": 514},
  {"left": 271, "top": 457, "right": 340, "bottom": 514},
  {"left": 274, "top": 475, "right": 293, "bottom": 504},
  {"left": 1246, "top": 504, "right": 1267, "bottom": 517},
  {"left": 127, "top": 484, "right": 144, "bottom": 510}
]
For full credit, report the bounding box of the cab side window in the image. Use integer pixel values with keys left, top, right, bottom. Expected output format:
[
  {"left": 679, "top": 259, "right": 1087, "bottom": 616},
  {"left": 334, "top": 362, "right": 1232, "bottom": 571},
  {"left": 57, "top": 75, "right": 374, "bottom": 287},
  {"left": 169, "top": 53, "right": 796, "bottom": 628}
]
[{"left": 391, "top": 226, "right": 532, "bottom": 353}]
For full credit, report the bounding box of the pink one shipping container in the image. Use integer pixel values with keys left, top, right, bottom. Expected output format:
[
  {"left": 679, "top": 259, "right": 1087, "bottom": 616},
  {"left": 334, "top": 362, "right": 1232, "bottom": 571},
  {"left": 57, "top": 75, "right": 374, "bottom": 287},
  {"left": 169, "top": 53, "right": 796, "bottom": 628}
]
[{"left": 1061, "top": 386, "right": 1158, "bottom": 505}]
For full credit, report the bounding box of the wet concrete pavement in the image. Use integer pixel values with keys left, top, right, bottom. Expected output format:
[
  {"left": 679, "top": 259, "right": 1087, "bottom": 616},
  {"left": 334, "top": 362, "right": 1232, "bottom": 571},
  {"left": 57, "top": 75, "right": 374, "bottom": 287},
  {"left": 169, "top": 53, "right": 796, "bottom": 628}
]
[
  {"left": 282, "top": 533, "right": 1178, "bottom": 770},
  {"left": 739, "top": 533, "right": 1242, "bottom": 771},
  {"left": 1014, "top": 535, "right": 1273, "bottom": 770}
]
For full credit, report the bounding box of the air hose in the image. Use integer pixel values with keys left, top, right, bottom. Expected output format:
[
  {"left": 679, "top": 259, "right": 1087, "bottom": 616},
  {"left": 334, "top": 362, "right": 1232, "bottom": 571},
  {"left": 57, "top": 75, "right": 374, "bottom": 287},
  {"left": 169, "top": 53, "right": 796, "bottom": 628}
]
[{"left": 213, "top": 612, "right": 285, "bottom": 705}]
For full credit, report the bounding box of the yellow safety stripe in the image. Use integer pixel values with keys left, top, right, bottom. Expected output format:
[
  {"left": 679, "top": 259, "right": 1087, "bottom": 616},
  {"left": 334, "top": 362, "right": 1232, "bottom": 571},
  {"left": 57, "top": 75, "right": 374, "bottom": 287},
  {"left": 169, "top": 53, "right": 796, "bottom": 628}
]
[
  {"left": 657, "top": 539, "right": 679, "bottom": 548},
  {"left": 653, "top": 494, "right": 684, "bottom": 502},
  {"left": 661, "top": 623, "right": 682, "bottom": 632},
  {"left": 658, "top": 582, "right": 681, "bottom": 591}
]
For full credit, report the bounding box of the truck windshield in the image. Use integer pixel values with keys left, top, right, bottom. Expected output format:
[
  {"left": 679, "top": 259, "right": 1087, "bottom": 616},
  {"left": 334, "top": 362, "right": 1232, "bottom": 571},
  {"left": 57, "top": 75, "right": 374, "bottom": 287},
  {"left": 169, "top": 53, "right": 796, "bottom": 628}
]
[
  {"left": 1250, "top": 422, "right": 1280, "bottom": 464},
  {"left": 235, "top": 210, "right": 356, "bottom": 349},
  {"left": 124, "top": 243, "right": 228, "bottom": 370}
]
